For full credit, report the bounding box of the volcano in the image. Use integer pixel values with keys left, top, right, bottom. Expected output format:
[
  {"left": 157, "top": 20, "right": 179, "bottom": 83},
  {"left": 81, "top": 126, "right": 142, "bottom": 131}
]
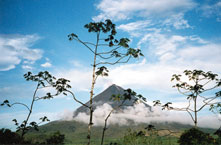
[{"left": 73, "top": 84, "right": 150, "bottom": 116}]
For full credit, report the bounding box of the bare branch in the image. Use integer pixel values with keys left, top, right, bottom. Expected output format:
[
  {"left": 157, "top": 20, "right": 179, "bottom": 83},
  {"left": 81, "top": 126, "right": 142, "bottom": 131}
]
[
  {"left": 10, "top": 103, "right": 31, "bottom": 111},
  {"left": 96, "top": 55, "right": 131, "bottom": 66},
  {"left": 186, "top": 110, "right": 195, "bottom": 123},
  {"left": 65, "top": 89, "right": 89, "bottom": 109},
  {"left": 201, "top": 84, "right": 219, "bottom": 93},
  {"left": 201, "top": 79, "right": 212, "bottom": 87},
  {"left": 197, "top": 96, "right": 219, "bottom": 112},
  {"left": 97, "top": 46, "right": 121, "bottom": 55},
  {"left": 177, "top": 87, "right": 191, "bottom": 96},
  {"left": 73, "top": 37, "right": 96, "bottom": 54},
  {"left": 97, "top": 54, "right": 115, "bottom": 60},
  {"left": 84, "top": 42, "right": 96, "bottom": 46}
]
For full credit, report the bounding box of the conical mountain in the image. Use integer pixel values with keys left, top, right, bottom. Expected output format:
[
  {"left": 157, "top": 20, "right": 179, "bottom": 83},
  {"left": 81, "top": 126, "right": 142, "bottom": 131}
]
[{"left": 73, "top": 84, "right": 150, "bottom": 116}]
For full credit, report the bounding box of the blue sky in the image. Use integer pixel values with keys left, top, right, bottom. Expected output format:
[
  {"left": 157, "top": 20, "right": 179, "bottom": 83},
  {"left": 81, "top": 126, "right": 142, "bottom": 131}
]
[{"left": 0, "top": 0, "right": 221, "bottom": 129}]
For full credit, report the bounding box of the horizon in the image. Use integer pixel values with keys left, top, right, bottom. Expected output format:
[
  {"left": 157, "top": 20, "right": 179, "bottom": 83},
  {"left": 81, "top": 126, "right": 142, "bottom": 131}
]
[{"left": 0, "top": 0, "right": 221, "bottom": 130}]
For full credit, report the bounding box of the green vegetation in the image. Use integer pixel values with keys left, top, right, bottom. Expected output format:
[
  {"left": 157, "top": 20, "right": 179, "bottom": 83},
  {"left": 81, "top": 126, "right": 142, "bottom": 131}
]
[
  {"left": 178, "top": 128, "right": 215, "bottom": 145},
  {"left": 22, "top": 120, "right": 217, "bottom": 145},
  {"left": 0, "top": 128, "right": 29, "bottom": 144},
  {"left": 0, "top": 128, "right": 65, "bottom": 145},
  {"left": 117, "top": 129, "right": 179, "bottom": 145}
]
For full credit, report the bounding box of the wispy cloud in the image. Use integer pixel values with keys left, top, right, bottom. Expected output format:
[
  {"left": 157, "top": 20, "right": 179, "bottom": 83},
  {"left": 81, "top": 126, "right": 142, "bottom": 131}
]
[
  {"left": 0, "top": 34, "right": 43, "bottom": 71},
  {"left": 200, "top": 1, "right": 221, "bottom": 22},
  {"left": 117, "top": 20, "right": 152, "bottom": 37},
  {"left": 163, "top": 13, "right": 191, "bottom": 29},
  {"left": 93, "top": 0, "right": 196, "bottom": 21}
]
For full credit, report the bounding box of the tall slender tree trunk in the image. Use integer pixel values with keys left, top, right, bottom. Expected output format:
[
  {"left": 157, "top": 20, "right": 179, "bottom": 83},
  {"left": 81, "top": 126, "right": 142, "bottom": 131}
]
[
  {"left": 87, "top": 32, "right": 99, "bottom": 145},
  {"left": 194, "top": 97, "right": 197, "bottom": 127},
  {"left": 87, "top": 63, "right": 96, "bottom": 145}
]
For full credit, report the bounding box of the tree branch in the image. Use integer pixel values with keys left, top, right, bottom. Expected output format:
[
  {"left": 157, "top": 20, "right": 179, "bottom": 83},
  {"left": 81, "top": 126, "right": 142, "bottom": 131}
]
[
  {"left": 96, "top": 55, "right": 131, "bottom": 66},
  {"left": 10, "top": 103, "right": 31, "bottom": 112},
  {"left": 73, "top": 37, "right": 96, "bottom": 54},
  {"left": 65, "top": 89, "right": 89, "bottom": 109}
]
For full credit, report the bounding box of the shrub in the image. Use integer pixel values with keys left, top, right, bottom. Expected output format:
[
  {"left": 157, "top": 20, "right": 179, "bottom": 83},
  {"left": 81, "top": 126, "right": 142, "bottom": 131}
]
[
  {"left": 46, "top": 131, "right": 65, "bottom": 144},
  {"left": 0, "top": 128, "right": 29, "bottom": 144},
  {"left": 178, "top": 128, "right": 215, "bottom": 145}
]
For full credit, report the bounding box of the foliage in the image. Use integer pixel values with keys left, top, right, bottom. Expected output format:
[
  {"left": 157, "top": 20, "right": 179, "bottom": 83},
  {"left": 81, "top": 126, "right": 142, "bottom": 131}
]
[
  {"left": 0, "top": 128, "right": 65, "bottom": 145},
  {"left": 117, "top": 129, "right": 178, "bottom": 145},
  {"left": 46, "top": 131, "right": 65, "bottom": 144},
  {"left": 178, "top": 128, "right": 215, "bottom": 145},
  {"left": 68, "top": 19, "right": 143, "bottom": 145},
  {"left": 0, "top": 128, "right": 29, "bottom": 144},
  {"left": 154, "top": 70, "right": 221, "bottom": 127},
  {"left": 214, "top": 127, "right": 221, "bottom": 137},
  {"left": 214, "top": 127, "right": 221, "bottom": 145},
  {"left": 1, "top": 71, "right": 70, "bottom": 137}
]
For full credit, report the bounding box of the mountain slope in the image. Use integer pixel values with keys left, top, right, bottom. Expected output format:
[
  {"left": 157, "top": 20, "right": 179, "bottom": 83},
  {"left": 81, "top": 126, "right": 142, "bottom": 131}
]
[
  {"left": 26, "top": 120, "right": 216, "bottom": 145},
  {"left": 74, "top": 84, "right": 150, "bottom": 116}
]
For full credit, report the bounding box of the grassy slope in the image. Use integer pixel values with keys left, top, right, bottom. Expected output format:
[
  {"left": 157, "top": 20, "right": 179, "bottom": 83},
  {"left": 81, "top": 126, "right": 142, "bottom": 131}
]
[{"left": 25, "top": 120, "right": 216, "bottom": 145}]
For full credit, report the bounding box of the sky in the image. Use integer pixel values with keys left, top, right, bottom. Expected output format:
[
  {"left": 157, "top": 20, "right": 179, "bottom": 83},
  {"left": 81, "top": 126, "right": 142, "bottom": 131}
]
[{"left": 0, "top": 0, "right": 221, "bottom": 130}]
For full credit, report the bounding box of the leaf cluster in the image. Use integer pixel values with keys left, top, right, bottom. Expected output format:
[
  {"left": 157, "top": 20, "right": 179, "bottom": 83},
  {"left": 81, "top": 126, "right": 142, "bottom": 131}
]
[
  {"left": 12, "top": 116, "right": 50, "bottom": 134},
  {"left": 0, "top": 100, "right": 10, "bottom": 107},
  {"left": 111, "top": 88, "right": 146, "bottom": 103},
  {"left": 96, "top": 66, "right": 109, "bottom": 76},
  {"left": 171, "top": 70, "right": 220, "bottom": 96},
  {"left": 153, "top": 100, "right": 173, "bottom": 110},
  {"left": 24, "top": 71, "right": 72, "bottom": 98}
]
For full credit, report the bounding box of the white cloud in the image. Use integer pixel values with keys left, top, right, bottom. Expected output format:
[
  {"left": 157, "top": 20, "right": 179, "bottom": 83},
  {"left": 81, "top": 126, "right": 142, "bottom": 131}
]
[
  {"left": 163, "top": 13, "right": 191, "bottom": 29},
  {"left": 93, "top": 0, "right": 196, "bottom": 21},
  {"left": 200, "top": 1, "right": 221, "bottom": 22},
  {"left": 137, "top": 32, "right": 188, "bottom": 58},
  {"left": 22, "top": 65, "right": 33, "bottom": 70},
  {"left": 41, "top": 58, "right": 52, "bottom": 68},
  {"left": 0, "top": 34, "right": 43, "bottom": 71},
  {"left": 54, "top": 68, "right": 92, "bottom": 92},
  {"left": 69, "top": 60, "right": 84, "bottom": 68},
  {"left": 98, "top": 34, "right": 220, "bottom": 92},
  {"left": 41, "top": 62, "right": 52, "bottom": 68},
  {"left": 73, "top": 103, "right": 221, "bottom": 128},
  {"left": 58, "top": 109, "right": 75, "bottom": 121},
  {"left": 117, "top": 20, "right": 152, "bottom": 37}
]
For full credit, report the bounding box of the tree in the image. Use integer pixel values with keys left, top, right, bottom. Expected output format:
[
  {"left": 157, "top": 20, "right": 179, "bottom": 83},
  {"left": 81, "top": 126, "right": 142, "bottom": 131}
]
[
  {"left": 0, "top": 128, "right": 28, "bottom": 144},
  {"left": 100, "top": 89, "right": 146, "bottom": 145},
  {"left": 178, "top": 128, "right": 214, "bottom": 145},
  {"left": 154, "top": 70, "right": 221, "bottom": 127},
  {"left": 1, "top": 71, "right": 70, "bottom": 137},
  {"left": 68, "top": 19, "right": 143, "bottom": 145},
  {"left": 214, "top": 127, "right": 221, "bottom": 145}
]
